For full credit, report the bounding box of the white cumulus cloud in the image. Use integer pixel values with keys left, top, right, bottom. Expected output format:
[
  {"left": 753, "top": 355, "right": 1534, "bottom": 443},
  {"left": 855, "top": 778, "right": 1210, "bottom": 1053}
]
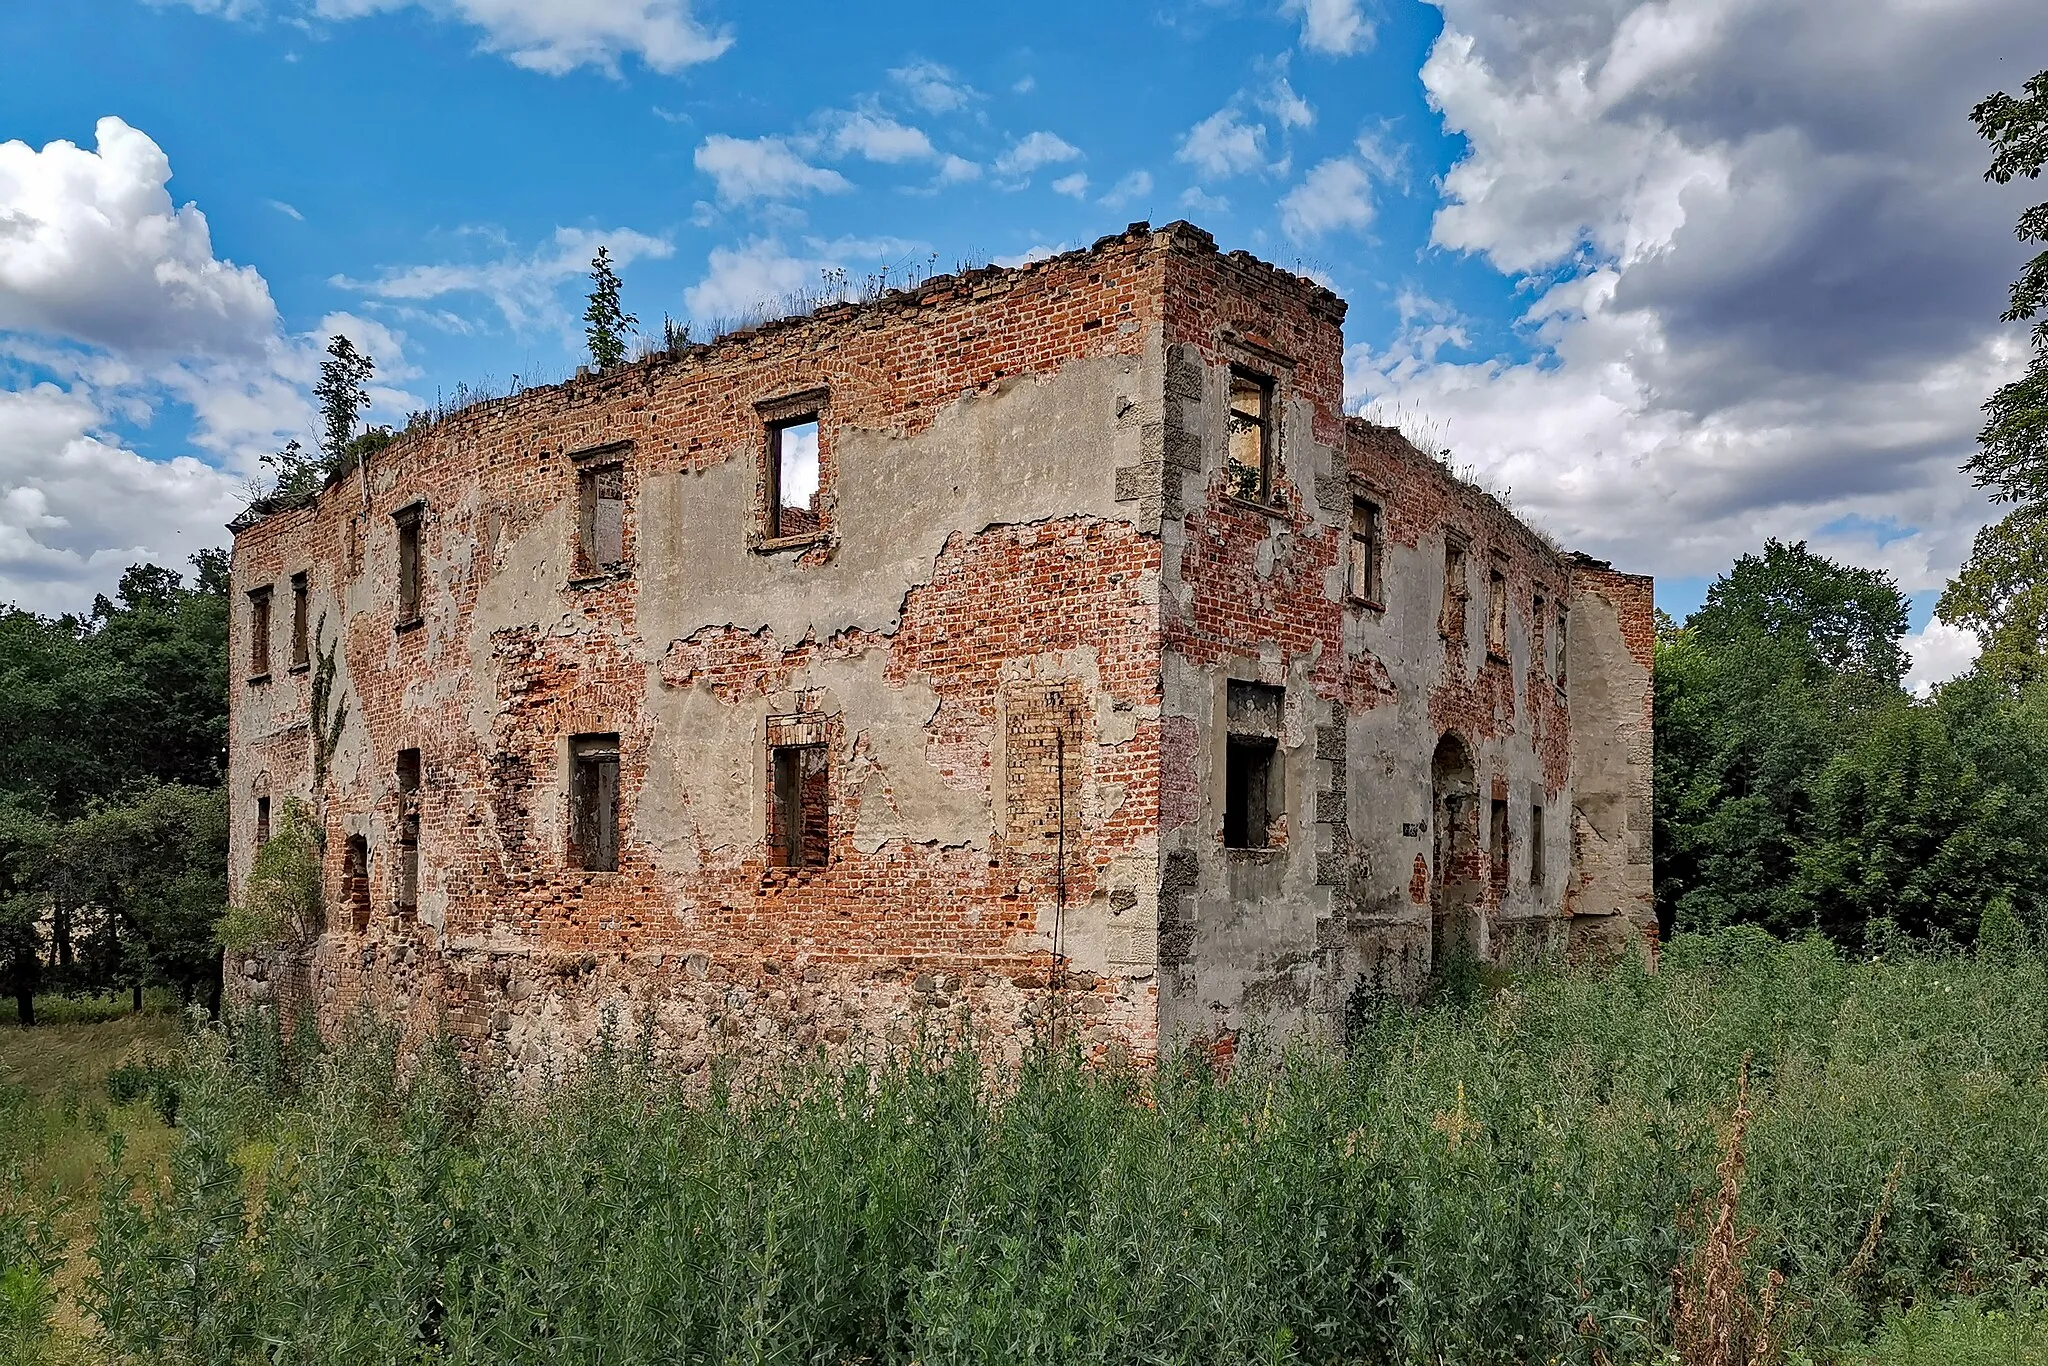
[
  {"left": 1176, "top": 108, "right": 1277, "bottom": 180},
  {"left": 825, "top": 112, "right": 935, "bottom": 164},
  {"left": 1285, "top": 0, "right": 1373, "bottom": 56},
  {"left": 1280, "top": 155, "right": 1376, "bottom": 239},
  {"left": 695, "top": 134, "right": 852, "bottom": 204},
  {"left": 889, "top": 60, "right": 977, "bottom": 114},
  {"left": 994, "top": 131, "right": 1083, "bottom": 179},
  {"left": 334, "top": 226, "right": 672, "bottom": 334},
  {"left": 173, "top": 0, "right": 732, "bottom": 75},
  {"left": 1345, "top": 0, "right": 2048, "bottom": 591},
  {"left": 0, "top": 118, "right": 278, "bottom": 359}
]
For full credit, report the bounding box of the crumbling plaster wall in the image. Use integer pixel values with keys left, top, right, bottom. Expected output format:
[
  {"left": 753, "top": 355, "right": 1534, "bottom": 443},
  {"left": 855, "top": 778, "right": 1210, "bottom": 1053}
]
[
  {"left": 1150, "top": 241, "right": 1607, "bottom": 1050},
  {"left": 1564, "top": 562, "right": 1657, "bottom": 956},
  {"left": 227, "top": 225, "right": 1190, "bottom": 1073}
]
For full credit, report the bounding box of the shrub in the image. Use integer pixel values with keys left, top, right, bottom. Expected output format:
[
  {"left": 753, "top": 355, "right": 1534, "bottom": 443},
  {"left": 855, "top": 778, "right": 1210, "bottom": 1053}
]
[{"left": 217, "top": 799, "right": 321, "bottom": 952}]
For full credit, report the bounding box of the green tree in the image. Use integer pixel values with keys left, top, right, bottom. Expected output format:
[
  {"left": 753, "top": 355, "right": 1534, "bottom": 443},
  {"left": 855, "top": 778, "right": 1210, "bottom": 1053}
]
[
  {"left": 1655, "top": 542, "right": 1912, "bottom": 939},
  {"left": 0, "top": 798, "right": 55, "bottom": 1026},
  {"left": 315, "top": 333, "right": 375, "bottom": 465},
  {"left": 1937, "top": 70, "right": 2048, "bottom": 684},
  {"left": 583, "top": 246, "right": 637, "bottom": 371}
]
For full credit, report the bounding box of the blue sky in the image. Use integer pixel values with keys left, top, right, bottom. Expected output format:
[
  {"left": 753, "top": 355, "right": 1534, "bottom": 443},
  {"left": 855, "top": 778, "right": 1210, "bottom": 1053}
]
[{"left": 3, "top": 0, "right": 2045, "bottom": 687}]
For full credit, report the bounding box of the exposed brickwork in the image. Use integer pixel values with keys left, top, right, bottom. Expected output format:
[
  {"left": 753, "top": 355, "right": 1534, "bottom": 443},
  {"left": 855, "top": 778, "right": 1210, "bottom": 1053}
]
[{"left": 227, "top": 220, "right": 1655, "bottom": 1071}]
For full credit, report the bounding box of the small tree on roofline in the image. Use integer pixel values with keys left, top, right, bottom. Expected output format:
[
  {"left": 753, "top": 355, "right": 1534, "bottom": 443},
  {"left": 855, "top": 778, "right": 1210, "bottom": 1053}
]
[
  {"left": 315, "top": 334, "right": 375, "bottom": 466},
  {"left": 584, "top": 247, "right": 637, "bottom": 371}
]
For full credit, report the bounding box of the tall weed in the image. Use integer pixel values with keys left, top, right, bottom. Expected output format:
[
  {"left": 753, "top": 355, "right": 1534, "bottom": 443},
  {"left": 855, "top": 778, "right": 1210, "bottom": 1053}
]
[{"left": 85, "top": 932, "right": 2048, "bottom": 1364}]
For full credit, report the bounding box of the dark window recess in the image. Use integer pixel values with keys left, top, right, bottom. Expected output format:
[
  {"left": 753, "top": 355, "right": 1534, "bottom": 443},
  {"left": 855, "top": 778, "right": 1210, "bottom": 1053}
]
[
  {"left": 1348, "top": 497, "right": 1382, "bottom": 603},
  {"left": 248, "top": 587, "right": 272, "bottom": 676},
  {"left": 578, "top": 463, "right": 625, "bottom": 569},
  {"left": 395, "top": 748, "right": 421, "bottom": 914},
  {"left": 1530, "top": 804, "right": 1546, "bottom": 887},
  {"left": 290, "top": 573, "right": 310, "bottom": 669},
  {"left": 569, "top": 735, "right": 620, "bottom": 872},
  {"left": 1487, "top": 562, "right": 1509, "bottom": 658},
  {"left": 1441, "top": 539, "right": 1469, "bottom": 639},
  {"left": 1224, "top": 736, "right": 1279, "bottom": 849},
  {"left": 344, "top": 835, "right": 371, "bottom": 934},
  {"left": 1227, "top": 369, "right": 1275, "bottom": 503},
  {"left": 395, "top": 505, "right": 423, "bottom": 624},
  {"left": 1557, "top": 609, "right": 1570, "bottom": 692},
  {"left": 768, "top": 743, "right": 830, "bottom": 868},
  {"left": 1224, "top": 679, "right": 1285, "bottom": 850},
  {"left": 768, "top": 417, "right": 821, "bottom": 540},
  {"left": 255, "top": 795, "right": 271, "bottom": 849},
  {"left": 1532, "top": 591, "right": 1548, "bottom": 675},
  {"left": 1490, "top": 797, "right": 1509, "bottom": 888}
]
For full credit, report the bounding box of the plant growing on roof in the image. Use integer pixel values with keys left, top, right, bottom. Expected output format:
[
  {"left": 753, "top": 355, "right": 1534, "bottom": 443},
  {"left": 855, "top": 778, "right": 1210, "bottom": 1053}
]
[
  {"left": 315, "top": 334, "right": 375, "bottom": 467},
  {"left": 584, "top": 247, "right": 638, "bottom": 371}
]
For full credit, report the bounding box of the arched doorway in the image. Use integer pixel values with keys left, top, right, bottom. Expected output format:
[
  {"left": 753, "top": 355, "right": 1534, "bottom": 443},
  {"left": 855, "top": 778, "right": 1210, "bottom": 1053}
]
[{"left": 1430, "top": 733, "right": 1482, "bottom": 968}]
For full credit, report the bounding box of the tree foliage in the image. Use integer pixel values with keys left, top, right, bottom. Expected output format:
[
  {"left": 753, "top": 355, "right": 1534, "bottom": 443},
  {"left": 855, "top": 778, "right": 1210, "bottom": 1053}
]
[
  {"left": 219, "top": 797, "right": 322, "bottom": 953},
  {"left": 315, "top": 334, "right": 375, "bottom": 465},
  {"left": 1657, "top": 540, "right": 2048, "bottom": 948},
  {"left": 583, "top": 246, "right": 637, "bottom": 371},
  {"left": 0, "top": 555, "right": 232, "bottom": 1022}
]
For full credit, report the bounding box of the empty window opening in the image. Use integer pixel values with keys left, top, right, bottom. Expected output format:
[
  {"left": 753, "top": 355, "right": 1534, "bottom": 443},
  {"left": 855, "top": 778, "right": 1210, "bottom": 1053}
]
[
  {"left": 1348, "top": 497, "right": 1382, "bottom": 604},
  {"left": 395, "top": 504, "right": 423, "bottom": 625},
  {"left": 1224, "top": 736, "right": 1280, "bottom": 849},
  {"left": 1530, "top": 804, "right": 1546, "bottom": 887},
  {"left": 768, "top": 743, "right": 829, "bottom": 868},
  {"left": 247, "top": 587, "right": 272, "bottom": 677},
  {"left": 1532, "top": 590, "right": 1548, "bottom": 675},
  {"left": 578, "top": 462, "right": 625, "bottom": 570},
  {"left": 768, "top": 417, "right": 822, "bottom": 540},
  {"left": 1227, "top": 369, "right": 1274, "bottom": 502},
  {"left": 396, "top": 748, "right": 421, "bottom": 915},
  {"left": 1487, "top": 561, "right": 1509, "bottom": 659},
  {"left": 1224, "top": 679, "right": 1286, "bottom": 850},
  {"left": 1441, "top": 538, "right": 1469, "bottom": 640},
  {"left": 344, "top": 835, "right": 371, "bottom": 934},
  {"left": 289, "top": 573, "right": 310, "bottom": 670},
  {"left": 1489, "top": 797, "right": 1509, "bottom": 889},
  {"left": 1557, "top": 608, "right": 1570, "bottom": 692},
  {"left": 255, "top": 795, "right": 271, "bottom": 849},
  {"left": 569, "top": 734, "right": 620, "bottom": 872}
]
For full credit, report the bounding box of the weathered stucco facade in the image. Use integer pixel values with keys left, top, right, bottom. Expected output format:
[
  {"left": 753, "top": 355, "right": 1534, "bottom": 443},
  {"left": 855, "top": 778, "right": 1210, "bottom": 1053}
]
[{"left": 227, "top": 222, "right": 1654, "bottom": 1072}]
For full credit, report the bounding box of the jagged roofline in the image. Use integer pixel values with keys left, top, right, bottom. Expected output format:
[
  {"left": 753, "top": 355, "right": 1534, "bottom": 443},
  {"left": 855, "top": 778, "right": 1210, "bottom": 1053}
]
[{"left": 230, "top": 220, "right": 1347, "bottom": 534}]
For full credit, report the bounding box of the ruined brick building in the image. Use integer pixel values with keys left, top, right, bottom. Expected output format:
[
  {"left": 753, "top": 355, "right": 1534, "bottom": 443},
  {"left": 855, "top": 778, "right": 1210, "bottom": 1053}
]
[{"left": 227, "top": 221, "right": 1654, "bottom": 1069}]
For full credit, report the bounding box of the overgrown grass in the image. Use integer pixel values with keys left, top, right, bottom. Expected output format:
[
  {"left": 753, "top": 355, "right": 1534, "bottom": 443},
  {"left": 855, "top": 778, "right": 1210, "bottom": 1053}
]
[
  {"left": 71, "top": 930, "right": 2048, "bottom": 1365},
  {"left": 1, "top": 1005, "right": 181, "bottom": 1365}
]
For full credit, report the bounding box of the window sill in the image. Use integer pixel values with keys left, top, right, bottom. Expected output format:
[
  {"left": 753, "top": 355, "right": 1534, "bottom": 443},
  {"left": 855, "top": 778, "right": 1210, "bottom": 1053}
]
[
  {"left": 288, "top": 662, "right": 310, "bottom": 676},
  {"left": 1486, "top": 649, "right": 1510, "bottom": 665},
  {"left": 1347, "top": 596, "right": 1386, "bottom": 614},
  {"left": 394, "top": 617, "right": 424, "bottom": 635},
  {"left": 763, "top": 864, "right": 828, "bottom": 884},
  {"left": 754, "top": 531, "right": 829, "bottom": 555},
  {"left": 1223, "top": 494, "right": 1288, "bottom": 519},
  {"left": 568, "top": 564, "right": 633, "bottom": 589},
  {"left": 1223, "top": 844, "right": 1286, "bottom": 861},
  {"left": 246, "top": 672, "right": 272, "bottom": 686}
]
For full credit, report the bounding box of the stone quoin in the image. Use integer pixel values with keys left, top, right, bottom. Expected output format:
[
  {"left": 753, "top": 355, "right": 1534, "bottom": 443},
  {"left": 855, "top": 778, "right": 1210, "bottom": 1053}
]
[{"left": 226, "top": 221, "right": 1655, "bottom": 1071}]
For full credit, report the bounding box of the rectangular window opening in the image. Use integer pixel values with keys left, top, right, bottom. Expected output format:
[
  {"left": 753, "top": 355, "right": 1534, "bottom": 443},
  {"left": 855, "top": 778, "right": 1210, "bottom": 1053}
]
[
  {"left": 1490, "top": 797, "right": 1509, "bottom": 888},
  {"left": 1557, "top": 608, "right": 1570, "bottom": 693},
  {"left": 1530, "top": 803, "right": 1546, "bottom": 887},
  {"left": 1440, "top": 538, "right": 1469, "bottom": 640},
  {"left": 768, "top": 417, "right": 822, "bottom": 541},
  {"left": 1224, "top": 679, "right": 1285, "bottom": 850},
  {"left": 1487, "top": 562, "right": 1509, "bottom": 659},
  {"left": 395, "top": 505, "right": 423, "bottom": 625},
  {"left": 247, "top": 587, "right": 272, "bottom": 677},
  {"left": 255, "top": 795, "right": 271, "bottom": 849},
  {"left": 289, "top": 573, "right": 309, "bottom": 670},
  {"left": 1348, "top": 497, "right": 1382, "bottom": 604},
  {"left": 578, "top": 463, "right": 626, "bottom": 570},
  {"left": 768, "top": 743, "right": 829, "bottom": 868},
  {"left": 396, "top": 748, "right": 421, "bottom": 914},
  {"left": 1532, "top": 590, "right": 1548, "bottom": 675},
  {"left": 569, "top": 734, "right": 620, "bottom": 872},
  {"left": 1224, "top": 736, "right": 1280, "bottom": 850},
  {"left": 1227, "top": 369, "right": 1274, "bottom": 503}
]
